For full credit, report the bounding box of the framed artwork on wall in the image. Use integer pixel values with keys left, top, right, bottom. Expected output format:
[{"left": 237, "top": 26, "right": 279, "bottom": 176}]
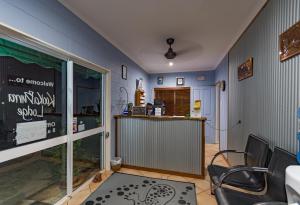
[
  {"left": 176, "top": 77, "right": 184, "bottom": 86},
  {"left": 279, "top": 20, "right": 300, "bottom": 62},
  {"left": 121, "top": 65, "right": 127, "bottom": 80},
  {"left": 157, "top": 76, "right": 163, "bottom": 85},
  {"left": 238, "top": 57, "right": 253, "bottom": 81}
]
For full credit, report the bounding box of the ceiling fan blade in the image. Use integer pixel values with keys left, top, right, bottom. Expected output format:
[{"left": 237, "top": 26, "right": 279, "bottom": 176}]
[{"left": 176, "top": 44, "right": 202, "bottom": 56}]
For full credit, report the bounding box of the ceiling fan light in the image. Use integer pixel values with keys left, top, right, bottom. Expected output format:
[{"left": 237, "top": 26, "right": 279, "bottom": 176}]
[
  {"left": 165, "top": 49, "right": 176, "bottom": 59},
  {"left": 164, "top": 37, "right": 176, "bottom": 59}
]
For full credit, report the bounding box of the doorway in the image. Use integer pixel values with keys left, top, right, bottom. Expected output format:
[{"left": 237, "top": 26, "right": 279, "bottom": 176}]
[
  {"left": 215, "top": 80, "right": 227, "bottom": 152},
  {"left": 191, "top": 86, "right": 215, "bottom": 144}
]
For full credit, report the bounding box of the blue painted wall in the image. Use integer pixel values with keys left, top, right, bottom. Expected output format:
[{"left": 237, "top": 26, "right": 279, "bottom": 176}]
[
  {"left": 0, "top": 0, "right": 150, "bottom": 156},
  {"left": 0, "top": 0, "right": 228, "bottom": 154},
  {"left": 148, "top": 70, "right": 215, "bottom": 102},
  {"left": 215, "top": 55, "right": 228, "bottom": 152}
]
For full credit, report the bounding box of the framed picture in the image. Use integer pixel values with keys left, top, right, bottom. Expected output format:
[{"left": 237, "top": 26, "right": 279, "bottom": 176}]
[
  {"left": 238, "top": 57, "right": 253, "bottom": 81},
  {"left": 279, "top": 20, "right": 300, "bottom": 62},
  {"left": 121, "top": 65, "right": 127, "bottom": 80},
  {"left": 176, "top": 77, "right": 184, "bottom": 86},
  {"left": 157, "top": 76, "right": 163, "bottom": 85}
]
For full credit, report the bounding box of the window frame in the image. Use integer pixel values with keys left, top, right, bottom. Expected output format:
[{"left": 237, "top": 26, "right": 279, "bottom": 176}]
[
  {"left": 154, "top": 87, "right": 191, "bottom": 116},
  {"left": 0, "top": 23, "right": 111, "bottom": 203}
]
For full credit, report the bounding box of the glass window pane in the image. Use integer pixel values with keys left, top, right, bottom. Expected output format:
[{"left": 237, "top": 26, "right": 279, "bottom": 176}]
[
  {"left": 73, "top": 64, "right": 102, "bottom": 133},
  {"left": 0, "top": 38, "right": 67, "bottom": 151},
  {"left": 0, "top": 144, "right": 67, "bottom": 204},
  {"left": 73, "top": 133, "right": 103, "bottom": 190}
]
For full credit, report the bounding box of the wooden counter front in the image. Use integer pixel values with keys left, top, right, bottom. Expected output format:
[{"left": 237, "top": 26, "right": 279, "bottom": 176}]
[{"left": 114, "top": 115, "right": 206, "bottom": 178}]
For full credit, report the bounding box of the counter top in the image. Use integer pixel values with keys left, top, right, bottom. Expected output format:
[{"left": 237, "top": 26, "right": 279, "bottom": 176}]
[{"left": 114, "top": 115, "right": 207, "bottom": 121}]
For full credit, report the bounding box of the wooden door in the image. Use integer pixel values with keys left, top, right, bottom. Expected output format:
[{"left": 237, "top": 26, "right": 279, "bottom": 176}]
[{"left": 191, "top": 87, "right": 215, "bottom": 143}]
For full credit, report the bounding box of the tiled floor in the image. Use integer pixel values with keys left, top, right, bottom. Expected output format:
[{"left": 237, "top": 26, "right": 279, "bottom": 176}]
[{"left": 63, "top": 144, "right": 228, "bottom": 205}]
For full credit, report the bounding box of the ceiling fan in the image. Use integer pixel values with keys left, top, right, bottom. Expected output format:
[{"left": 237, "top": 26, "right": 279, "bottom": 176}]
[{"left": 164, "top": 38, "right": 176, "bottom": 59}]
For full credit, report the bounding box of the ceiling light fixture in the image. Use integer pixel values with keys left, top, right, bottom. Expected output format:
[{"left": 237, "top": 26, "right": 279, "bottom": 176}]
[{"left": 169, "top": 62, "right": 174, "bottom": 67}]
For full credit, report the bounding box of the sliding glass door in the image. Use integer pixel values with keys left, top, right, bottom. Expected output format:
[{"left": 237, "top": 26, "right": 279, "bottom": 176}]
[
  {"left": 71, "top": 63, "right": 105, "bottom": 191},
  {"left": 0, "top": 37, "right": 106, "bottom": 204}
]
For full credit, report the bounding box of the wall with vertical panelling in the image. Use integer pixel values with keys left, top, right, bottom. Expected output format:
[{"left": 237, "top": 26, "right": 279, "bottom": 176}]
[
  {"left": 228, "top": 0, "right": 300, "bottom": 164},
  {"left": 117, "top": 117, "right": 204, "bottom": 175}
]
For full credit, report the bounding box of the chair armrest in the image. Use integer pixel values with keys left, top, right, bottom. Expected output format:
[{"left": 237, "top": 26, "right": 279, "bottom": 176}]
[
  {"left": 215, "top": 166, "right": 269, "bottom": 188},
  {"left": 210, "top": 150, "right": 246, "bottom": 165},
  {"left": 253, "top": 202, "right": 287, "bottom": 205}
]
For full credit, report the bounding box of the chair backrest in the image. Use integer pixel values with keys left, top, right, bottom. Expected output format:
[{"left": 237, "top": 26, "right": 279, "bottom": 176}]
[
  {"left": 244, "top": 134, "right": 269, "bottom": 167},
  {"left": 266, "top": 147, "right": 298, "bottom": 202}
]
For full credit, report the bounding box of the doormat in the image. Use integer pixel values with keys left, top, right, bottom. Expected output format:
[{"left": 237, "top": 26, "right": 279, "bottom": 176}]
[{"left": 82, "top": 172, "right": 197, "bottom": 205}]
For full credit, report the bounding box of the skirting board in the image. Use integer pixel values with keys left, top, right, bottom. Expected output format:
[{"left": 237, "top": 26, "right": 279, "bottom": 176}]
[{"left": 121, "top": 164, "right": 204, "bottom": 179}]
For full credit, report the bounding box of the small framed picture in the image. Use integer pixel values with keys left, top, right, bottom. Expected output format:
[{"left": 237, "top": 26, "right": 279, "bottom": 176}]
[
  {"left": 121, "top": 65, "right": 127, "bottom": 80},
  {"left": 238, "top": 58, "right": 253, "bottom": 81},
  {"left": 176, "top": 77, "right": 184, "bottom": 86},
  {"left": 157, "top": 76, "right": 163, "bottom": 85}
]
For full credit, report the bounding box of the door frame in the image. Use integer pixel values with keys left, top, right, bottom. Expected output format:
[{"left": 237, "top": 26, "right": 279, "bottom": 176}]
[{"left": 215, "top": 83, "right": 221, "bottom": 148}]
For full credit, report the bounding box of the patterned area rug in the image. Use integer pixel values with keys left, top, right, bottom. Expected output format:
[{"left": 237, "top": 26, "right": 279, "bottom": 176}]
[{"left": 82, "top": 172, "right": 197, "bottom": 205}]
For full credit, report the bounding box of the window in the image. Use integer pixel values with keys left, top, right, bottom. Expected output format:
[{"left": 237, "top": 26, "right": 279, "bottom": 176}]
[
  {"left": 73, "top": 133, "right": 104, "bottom": 190},
  {"left": 154, "top": 87, "right": 190, "bottom": 116},
  {"left": 72, "top": 64, "right": 104, "bottom": 190},
  {"left": 0, "top": 38, "right": 67, "bottom": 151},
  {"left": 0, "top": 35, "right": 107, "bottom": 205},
  {"left": 73, "top": 64, "right": 102, "bottom": 133},
  {"left": 0, "top": 144, "right": 67, "bottom": 204}
]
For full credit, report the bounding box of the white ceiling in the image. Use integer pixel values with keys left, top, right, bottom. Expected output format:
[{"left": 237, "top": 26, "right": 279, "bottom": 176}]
[{"left": 59, "top": 0, "right": 266, "bottom": 73}]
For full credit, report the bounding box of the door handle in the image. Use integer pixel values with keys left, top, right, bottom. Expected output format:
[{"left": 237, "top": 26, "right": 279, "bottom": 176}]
[{"left": 105, "top": 132, "right": 110, "bottom": 138}]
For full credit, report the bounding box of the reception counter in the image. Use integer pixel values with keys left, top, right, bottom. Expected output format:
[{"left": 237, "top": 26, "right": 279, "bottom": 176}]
[{"left": 114, "top": 115, "right": 206, "bottom": 178}]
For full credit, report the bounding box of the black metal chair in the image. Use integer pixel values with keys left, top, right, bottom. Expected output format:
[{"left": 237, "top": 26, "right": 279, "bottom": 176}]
[
  {"left": 214, "top": 147, "right": 298, "bottom": 205},
  {"left": 208, "top": 134, "right": 269, "bottom": 193}
]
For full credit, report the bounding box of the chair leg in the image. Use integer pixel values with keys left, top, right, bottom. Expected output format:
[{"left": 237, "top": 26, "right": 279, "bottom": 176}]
[{"left": 210, "top": 181, "right": 215, "bottom": 195}]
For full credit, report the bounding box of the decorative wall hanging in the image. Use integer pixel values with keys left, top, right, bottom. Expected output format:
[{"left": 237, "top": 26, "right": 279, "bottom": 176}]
[
  {"left": 121, "top": 65, "right": 127, "bottom": 80},
  {"left": 238, "top": 57, "right": 253, "bottom": 81},
  {"left": 280, "top": 20, "right": 300, "bottom": 62},
  {"left": 136, "top": 78, "right": 143, "bottom": 90},
  {"left": 157, "top": 76, "right": 163, "bottom": 85},
  {"left": 176, "top": 77, "right": 184, "bottom": 86}
]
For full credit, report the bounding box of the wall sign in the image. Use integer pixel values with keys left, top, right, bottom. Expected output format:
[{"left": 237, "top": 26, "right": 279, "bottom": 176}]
[
  {"left": 7, "top": 74, "right": 55, "bottom": 121},
  {"left": 16, "top": 120, "right": 47, "bottom": 145},
  {"left": 8, "top": 75, "right": 54, "bottom": 87},
  {"left": 280, "top": 20, "right": 300, "bottom": 62},
  {"left": 238, "top": 57, "right": 253, "bottom": 81},
  {"left": 196, "top": 76, "right": 206, "bottom": 81},
  {"left": 0, "top": 55, "right": 65, "bottom": 150}
]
